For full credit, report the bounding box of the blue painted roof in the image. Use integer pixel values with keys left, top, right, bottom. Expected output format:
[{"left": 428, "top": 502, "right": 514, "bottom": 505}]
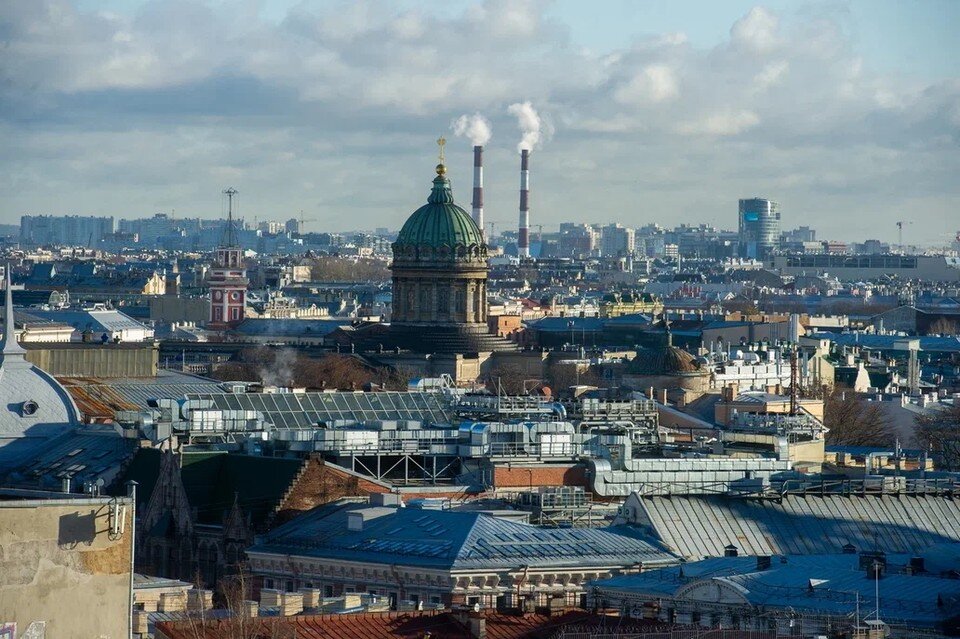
[
  {"left": 249, "top": 501, "right": 675, "bottom": 570},
  {"left": 232, "top": 318, "right": 348, "bottom": 337},
  {"left": 526, "top": 316, "right": 606, "bottom": 332}
]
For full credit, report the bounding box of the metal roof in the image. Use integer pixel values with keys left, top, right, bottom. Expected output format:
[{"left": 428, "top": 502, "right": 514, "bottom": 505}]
[
  {"left": 2, "top": 427, "right": 136, "bottom": 490},
  {"left": 633, "top": 493, "right": 960, "bottom": 559},
  {"left": 394, "top": 173, "right": 484, "bottom": 251},
  {"left": 61, "top": 370, "right": 224, "bottom": 415},
  {"left": 250, "top": 501, "right": 676, "bottom": 571},
  {"left": 592, "top": 553, "right": 960, "bottom": 626},
  {"left": 186, "top": 391, "right": 454, "bottom": 429}
]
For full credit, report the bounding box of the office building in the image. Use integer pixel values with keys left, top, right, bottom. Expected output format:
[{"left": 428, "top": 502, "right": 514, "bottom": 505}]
[
  {"left": 738, "top": 198, "right": 780, "bottom": 258},
  {"left": 600, "top": 223, "right": 635, "bottom": 258}
]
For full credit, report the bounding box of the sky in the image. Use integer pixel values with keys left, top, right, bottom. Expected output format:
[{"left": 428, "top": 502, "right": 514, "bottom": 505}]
[{"left": 1, "top": 0, "right": 958, "bottom": 245}]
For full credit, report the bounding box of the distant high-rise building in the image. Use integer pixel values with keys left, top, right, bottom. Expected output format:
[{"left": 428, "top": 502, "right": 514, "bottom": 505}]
[
  {"left": 20, "top": 215, "right": 114, "bottom": 247},
  {"left": 782, "top": 225, "right": 816, "bottom": 243},
  {"left": 600, "top": 223, "right": 635, "bottom": 258},
  {"left": 738, "top": 198, "right": 780, "bottom": 259}
]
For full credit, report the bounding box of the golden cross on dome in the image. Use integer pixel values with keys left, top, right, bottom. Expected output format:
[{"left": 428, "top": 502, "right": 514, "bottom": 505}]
[{"left": 437, "top": 136, "right": 446, "bottom": 164}]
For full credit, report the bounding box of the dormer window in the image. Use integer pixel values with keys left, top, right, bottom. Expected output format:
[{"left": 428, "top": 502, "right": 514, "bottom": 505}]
[{"left": 21, "top": 400, "right": 39, "bottom": 417}]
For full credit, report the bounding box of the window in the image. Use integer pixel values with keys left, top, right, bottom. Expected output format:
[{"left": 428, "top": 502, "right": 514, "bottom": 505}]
[{"left": 231, "top": 307, "right": 240, "bottom": 320}]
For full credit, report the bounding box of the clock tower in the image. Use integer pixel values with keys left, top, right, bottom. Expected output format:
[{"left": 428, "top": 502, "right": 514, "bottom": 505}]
[{"left": 208, "top": 187, "right": 247, "bottom": 329}]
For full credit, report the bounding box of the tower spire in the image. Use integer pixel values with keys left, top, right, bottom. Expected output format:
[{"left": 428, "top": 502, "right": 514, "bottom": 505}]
[{"left": 1, "top": 264, "right": 27, "bottom": 361}]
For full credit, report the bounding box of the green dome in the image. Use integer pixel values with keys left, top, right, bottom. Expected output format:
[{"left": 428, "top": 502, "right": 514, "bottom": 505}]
[{"left": 395, "top": 172, "right": 485, "bottom": 251}]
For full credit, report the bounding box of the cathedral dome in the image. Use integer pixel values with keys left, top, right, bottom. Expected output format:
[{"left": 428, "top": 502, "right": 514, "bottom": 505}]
[
  {"left": 0, "top": 269, "right": 80, "bottom": 465},
  {"left": 393, "top": 168, "right": 486, "bottom": 263}
]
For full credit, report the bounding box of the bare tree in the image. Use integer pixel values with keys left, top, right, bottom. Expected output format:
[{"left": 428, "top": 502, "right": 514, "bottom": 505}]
[
  {"left": 823, "top": 389, "right": 896, "bottom": 447},
  {"left": 485, "top": 363, "right": 529, "bottom": 395},
  {"left": 915, "top": 403, "right": 960, "bottom": 471},
  {"left": 172, "top": 568, "right": 296, "bottom": 639},
  {"left": 928, "top": 317, "right": 959, "bottom": 336},
  {"left": 546, "top": 361, "right": 601, "bottom": 392},
  {"left": 210, "top": 348, "right": 403, "bottom": 390}
]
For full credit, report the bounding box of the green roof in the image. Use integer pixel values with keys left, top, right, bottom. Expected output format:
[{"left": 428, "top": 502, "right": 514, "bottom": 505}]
[
  {"left": 116, "top": 449, "right": 304, "bottom": 528},
  {"left": 180, "top": 452, "right": 303, "bottom": 527},
  {"left": 395, "top": 172, "right": 484, "bottom": 250}
]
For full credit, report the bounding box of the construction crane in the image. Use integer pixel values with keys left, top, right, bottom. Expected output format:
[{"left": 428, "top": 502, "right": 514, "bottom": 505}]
[
  {"left": 895, "top": 220, "right": 913, "bottom": 249},
  {"left": 535, "top": 224, "right": 544, "bottom": 243},
  {"left": 297, "top": 210, "right": 317, "bottom": 234}
]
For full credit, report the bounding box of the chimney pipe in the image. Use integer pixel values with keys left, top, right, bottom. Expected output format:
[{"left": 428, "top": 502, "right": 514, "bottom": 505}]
[
  {"left": 518, "top": 149, "right": 530, "bottom": 258},
  {"left": 472, "top": 145, "right": 485, "bottom": 240}
]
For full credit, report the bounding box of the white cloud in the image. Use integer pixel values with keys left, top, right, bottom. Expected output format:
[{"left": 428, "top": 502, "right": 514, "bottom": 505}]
[
  {"left": 730, "top": 6, "right": 780, "bottom": 53},
  {"left": 677, "top": 110, "right": 761, "bottom": 136},
  {"left": 753, "top": 60, "right": 789, "bottom": 92},
  {"left": 0, "top": 1, "right": 956, "bottom": 243},
  {"left": 614, "top": 64, "right": 679, "bottom": 104}
]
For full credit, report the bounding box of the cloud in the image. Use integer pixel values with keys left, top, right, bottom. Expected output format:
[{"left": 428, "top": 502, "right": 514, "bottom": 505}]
[
  {"left": 730, "top": 6, "right": 780, "bottom": 53},
  {"left": 614, "top": 64, "right": 680, "bottom": 104},
  {"left": 0, "top": 1, "right": 956, "bottom": 243},
  {"left": 677, "top": 110, "right": 761, "bottom": 136}
]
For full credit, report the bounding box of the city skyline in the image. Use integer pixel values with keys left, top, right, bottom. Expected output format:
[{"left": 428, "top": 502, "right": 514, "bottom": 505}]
[{"left": 2, "top": 0, "right": 958, "bottom": 245}]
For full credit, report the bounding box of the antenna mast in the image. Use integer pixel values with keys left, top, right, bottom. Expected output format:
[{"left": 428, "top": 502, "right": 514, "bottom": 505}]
[{"left": 222, "top": 187, "right": 239, "bottom": 247}]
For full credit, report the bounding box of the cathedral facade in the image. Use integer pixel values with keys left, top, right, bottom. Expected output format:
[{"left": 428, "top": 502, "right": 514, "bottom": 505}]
[{"left": 388, "top": 154, "right": 514, "bottom": 354}]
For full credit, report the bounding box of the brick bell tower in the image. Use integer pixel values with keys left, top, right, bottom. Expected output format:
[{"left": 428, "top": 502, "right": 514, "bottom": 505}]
[{"left": 208, "top": 187, "right": 247, "bottom": 329}]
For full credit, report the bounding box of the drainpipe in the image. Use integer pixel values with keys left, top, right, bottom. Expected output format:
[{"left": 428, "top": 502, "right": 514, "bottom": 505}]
[{"left": 127, "top": 480, "right": 138, "bottom": 639}]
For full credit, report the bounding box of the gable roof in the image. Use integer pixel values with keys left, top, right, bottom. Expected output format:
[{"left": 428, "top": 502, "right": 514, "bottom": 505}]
[
  {"left": 179, "top": 452, "right": 304, "bottom": 527},
  {"left": 116, "top": 449, "right": 304, "bottom": 528}
]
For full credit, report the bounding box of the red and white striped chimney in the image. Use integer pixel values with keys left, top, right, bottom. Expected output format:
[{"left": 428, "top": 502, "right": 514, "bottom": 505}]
[
  {"left": 518, "top": 149, "right": 531, "bottom": 258},
  {"left": 472, "top": 145, "right": 484, "bottom": 240}
]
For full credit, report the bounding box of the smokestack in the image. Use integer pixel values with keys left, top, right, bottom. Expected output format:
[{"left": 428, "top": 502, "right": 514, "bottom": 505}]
[
  {"left": 472, "top": 145, "right": 484, "bottom": 240},
  {"left": 518, "top": 149, "right": 530, "bottom": 258}
]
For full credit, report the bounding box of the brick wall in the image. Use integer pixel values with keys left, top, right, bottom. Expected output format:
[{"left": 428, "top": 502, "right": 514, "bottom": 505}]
[
  {"left": 271, "top": 458, "right": 389, "bottom": 526},
  {"left": 491, "top": 464, "right": 587, "bottom": 489}
]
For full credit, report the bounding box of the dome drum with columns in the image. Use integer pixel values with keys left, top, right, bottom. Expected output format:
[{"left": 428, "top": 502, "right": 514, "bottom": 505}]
[{"left": 387, "top": 149, "right": 515, "bottom": 353}]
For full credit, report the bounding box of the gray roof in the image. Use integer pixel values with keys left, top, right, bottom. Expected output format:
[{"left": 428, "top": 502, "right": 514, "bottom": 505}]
[
  {"left": 26, "top": 308, "right": 149, "bottom": 333},
  {"left": 250, "top": 501, "right": 675, "bottom": 571},
  {"left": 593, "top": 553, "right": 960, "bottom": 627},
  {"left": 630, "top": 493, "right": 960, "bottom": 559},
  {"left": 186, "top": 391, "right": 454, "bottom": 429},
  {"left": 1, "top": 270, "right": 81, "bottom": 464},
  {"left": 2, "top": 427, "right": 136, "bottom": 491}
]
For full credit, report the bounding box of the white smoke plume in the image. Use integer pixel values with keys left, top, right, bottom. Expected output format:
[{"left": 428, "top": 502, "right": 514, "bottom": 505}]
[
  {"left": 259, "top": 347, "right": 297, "bottom": 387},
  {"left": 451, "top": 113, "right": 492, "bottom": 146},
  {"left": 507, "top": 101, "right": 547, "bottom": 151}
]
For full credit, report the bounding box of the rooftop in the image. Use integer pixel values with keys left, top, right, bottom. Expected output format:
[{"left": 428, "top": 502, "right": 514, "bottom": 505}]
[{"left": 250, "top": 500, "right": 675, "bottom": 570}]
